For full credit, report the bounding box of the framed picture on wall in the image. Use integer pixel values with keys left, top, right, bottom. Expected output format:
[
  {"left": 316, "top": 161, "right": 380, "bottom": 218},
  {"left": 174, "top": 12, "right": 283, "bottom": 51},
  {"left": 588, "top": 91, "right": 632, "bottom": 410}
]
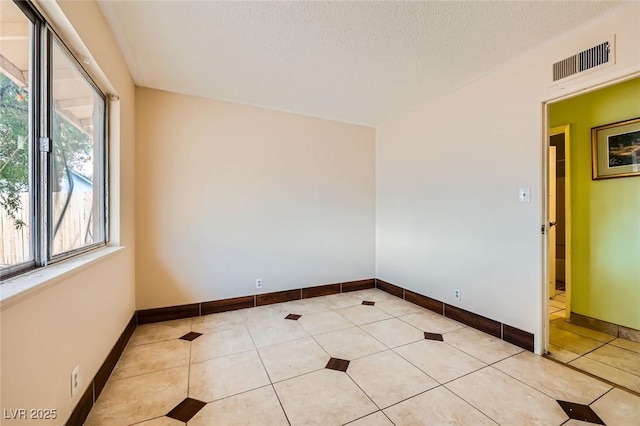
[{"left": 592, "top": 117, "right": 640, "bottom": 179}]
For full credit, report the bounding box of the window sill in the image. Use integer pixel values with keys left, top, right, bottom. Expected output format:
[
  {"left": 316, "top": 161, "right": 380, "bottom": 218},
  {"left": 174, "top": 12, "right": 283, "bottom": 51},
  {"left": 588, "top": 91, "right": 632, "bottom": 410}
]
[{"left": 0, "top": 246, "right": 124, "bottom": 310}]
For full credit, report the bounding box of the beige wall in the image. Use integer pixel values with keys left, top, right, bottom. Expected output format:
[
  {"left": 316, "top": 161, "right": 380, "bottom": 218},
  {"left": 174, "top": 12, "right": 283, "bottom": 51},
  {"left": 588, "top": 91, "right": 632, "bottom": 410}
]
[
  {"left": 135, "top": 88, "right": 375, "bottom": 309},
  {"left": 0, "top": 0, "right": 136, "bottom": 424},
  {"left": 376, "top": 4, "right": 640, "bottom": 354}
]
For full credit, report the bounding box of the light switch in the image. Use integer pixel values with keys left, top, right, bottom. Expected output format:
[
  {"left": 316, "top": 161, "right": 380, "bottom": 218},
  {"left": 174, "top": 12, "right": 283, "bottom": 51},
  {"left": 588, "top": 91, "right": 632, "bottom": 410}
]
[{"left": 518, "top": 187, "right": 531, "bottom": 203}]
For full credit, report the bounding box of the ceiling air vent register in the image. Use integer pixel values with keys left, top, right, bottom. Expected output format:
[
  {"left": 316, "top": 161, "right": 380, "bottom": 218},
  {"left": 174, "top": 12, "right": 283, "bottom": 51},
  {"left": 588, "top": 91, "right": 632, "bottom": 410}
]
[{"left": 552, "top": 41, "right": 611, "bottom": 82}]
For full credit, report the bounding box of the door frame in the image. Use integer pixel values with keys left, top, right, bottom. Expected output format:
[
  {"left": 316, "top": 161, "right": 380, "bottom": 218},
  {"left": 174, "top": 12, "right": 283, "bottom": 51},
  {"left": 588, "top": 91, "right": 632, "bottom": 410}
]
[
  {"left": 541, "top": 71, "right": 640, "bottom": 355},
  {"left": 549, "top": 125, "right": 571, "bottom": 322}
]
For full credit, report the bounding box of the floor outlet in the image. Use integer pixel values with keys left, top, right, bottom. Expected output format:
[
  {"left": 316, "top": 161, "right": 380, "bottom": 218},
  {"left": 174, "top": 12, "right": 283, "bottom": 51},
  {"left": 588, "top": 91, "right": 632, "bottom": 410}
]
[
  {"left": 453, "top": 289, "right": 461, "bottom": 301},
  {"left": 256, "top": 278, "right": 263, "bottom": 289},
  {"left": 71, "top": 365, "right": 80, "bottom": 398}
]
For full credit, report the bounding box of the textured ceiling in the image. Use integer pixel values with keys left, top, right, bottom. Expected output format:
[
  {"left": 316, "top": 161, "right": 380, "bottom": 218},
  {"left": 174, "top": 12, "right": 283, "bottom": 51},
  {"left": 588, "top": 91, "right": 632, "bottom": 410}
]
[{"left": 98, "top": 1, "right": 627, "bottom": 126}]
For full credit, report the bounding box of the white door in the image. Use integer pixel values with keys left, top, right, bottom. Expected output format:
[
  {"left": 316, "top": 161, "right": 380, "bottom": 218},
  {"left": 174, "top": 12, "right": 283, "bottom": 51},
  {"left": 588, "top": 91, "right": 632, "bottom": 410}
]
[{"left": 549, "top": 146, "right": 557, "bottom": 299}]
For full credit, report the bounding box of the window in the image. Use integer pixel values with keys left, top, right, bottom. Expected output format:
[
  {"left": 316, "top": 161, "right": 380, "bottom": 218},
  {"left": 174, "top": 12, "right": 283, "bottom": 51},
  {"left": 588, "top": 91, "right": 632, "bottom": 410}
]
[{"left": 0, "top": 0, "right": 107, "bottom": 280}]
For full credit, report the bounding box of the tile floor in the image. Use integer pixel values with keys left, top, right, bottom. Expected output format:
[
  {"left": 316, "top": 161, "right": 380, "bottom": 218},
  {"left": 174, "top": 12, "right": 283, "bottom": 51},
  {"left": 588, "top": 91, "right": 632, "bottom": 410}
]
[
  {"left": 548, "top": 291, "right": 640, "bottom": 394},
  {"left": 85, "top": 289, "right": 640, "bottom": 425}
]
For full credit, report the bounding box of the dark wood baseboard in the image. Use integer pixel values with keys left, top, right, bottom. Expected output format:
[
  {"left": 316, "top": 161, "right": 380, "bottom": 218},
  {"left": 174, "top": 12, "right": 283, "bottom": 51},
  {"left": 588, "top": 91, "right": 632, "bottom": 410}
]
[
  {"left": 67, "top": 276, "right": 536, "bottom": 423},
  {"left": 569, "top": 312, "right": 639, "bottom": 343},
  {"left": 376, "top": 279, "right": 404, "bottom": 298},
  {"left": 65, "top": 313, "right": 136, "bottom": 426},
  {"left": 445, "top": 304, "right": 502, "bottom": 338},
  {"left": 503, "top": 324, "right": 535, "bottom": 352},
  {"left": 342, "top": 279, "right": 376, "bottom": 292},
  {"left": 202, "top": 295, "right": 255, "bottom": 315},
  {"left": 404, "top": 289, "right": 443, "bottom": 315},
  {"left": 137, "top": 303, "right": 200, "bottom": 325},
  {"left": 302, "top": 283, "right": 341, "bottom": 298},
  {"left": 65, "top": 383, "right": 93, "bottom": 426},
  {"left": 379, "top": 279, "right": 535, "bottom": 352},
  {"left": 133, "top": 277, "right": 534, "bottom": 352},
  {"left": 257, "top": 289, "right": 301, "bottom": 306},
  {"left": 135, "top": 278, "right": 377, "bottom": 324}
]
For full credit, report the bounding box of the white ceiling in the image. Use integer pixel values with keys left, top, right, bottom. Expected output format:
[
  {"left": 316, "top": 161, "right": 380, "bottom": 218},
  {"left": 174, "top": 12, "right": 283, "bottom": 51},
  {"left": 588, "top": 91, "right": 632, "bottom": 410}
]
[{"left": 98, "top": 1, "right": 627, "bottom": 126}]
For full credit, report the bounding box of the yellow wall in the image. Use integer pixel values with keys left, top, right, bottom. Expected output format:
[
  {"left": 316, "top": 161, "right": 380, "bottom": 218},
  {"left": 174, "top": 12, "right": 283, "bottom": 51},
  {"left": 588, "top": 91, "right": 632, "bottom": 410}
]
[{"left": 550, "top": 77, "right": 640, "bottom": 329}]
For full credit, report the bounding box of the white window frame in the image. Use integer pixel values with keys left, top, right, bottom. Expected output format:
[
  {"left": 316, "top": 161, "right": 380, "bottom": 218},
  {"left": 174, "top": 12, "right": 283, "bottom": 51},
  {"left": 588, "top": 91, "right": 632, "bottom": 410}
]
[{"left": 0, "top": 0, "right": 108, "bottom": 281}]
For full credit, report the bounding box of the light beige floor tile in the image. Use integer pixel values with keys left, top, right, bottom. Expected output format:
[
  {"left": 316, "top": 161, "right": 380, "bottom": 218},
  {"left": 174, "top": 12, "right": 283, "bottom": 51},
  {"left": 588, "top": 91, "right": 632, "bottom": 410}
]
[
  {"left": 399, "top": 311, "right": 465, "bottom": 334},
  {"left": 348, "top": 289, "right": 398, "bottom": 302},
  {"left": 314, "top": 327, "right": 387, "bottom": 360},
  {"left": 549, "top": 299, "right": 566, "bottom": 309},
  {"left": 241, "top": 304, "right": 289, "bottom": 326},
  {"left": 553, "top": 294, "right": 566, "bottom": 303},
  {"left": 335, "top": 305, "right": 392, "bottom": 325},
  {"left": 259, "top": 337, "right": 329, "bottom": 383},
  {"left": 549, "top": 311, "right": 566, "bottom": 322},
  {"left": 549, "top": 327, "right": 606, "bottom": 355},
  {"left": 191, "top": 326, "right": 255, "bottom": 363},
  {"left": 246, "top": 317, "right": 310, "bottom": 348},
  {"left": 360, "top": 318, "right": 424, "bottom": 348},
  {"left": 111, "top": 339, "right": 191, "bottom": 380},
  {"left": 374, "top": 298, "right": 424, "bottom": 316},
  {"left": 85, "top": 366, "right": 188, "bottom": 426},
  {"left": 280, "top": 297, "right": 332, "bottom": 315},
  {"left": 547, "top": 343, "right": 581, "bottom": 363},
  {"left": 445, "top": 367, "right": 568, "bottom": 425},
  {"left": 384, "top": 386, "right": 496, "bottom": 425},
  {"left": 189, "top": 385, "right": 288, "bottom": 426},
  {"left": 273, "top": 369, "right": 377, "bottom": 426},
  {"left": 189, "top": 350, "right": 270, "bottom": 402},
  {"left": 549, "top": 304, "right": 563, "bottom": 312},
  {"left": 550, "top": 318, "right": 616, "bottom": 343},
  {"left": 128, "top": 319, "right": 192, "bottom": 346},
  {"left": 584, "top": 344, "right": 640, "bottom": 375},
  {"left": 563, "top": 421, "right": 595, "bottom": 426},
  {"left": 133, "top": 417, "right": 184, "bottom": 425},
  {"left": 493, "top": 351, "right": 611, "bottom": 404},
  {"left": 298, "top": 310, "right": 354, "bottom": 335},
  {"left": 191, "top": 310, "right": 245, "bottom": 334},
  {"left": 319, "top": 293, "right": 364, "bottom": 309},
  {"left": 591, "top": 388, "right": 640, "bottom": 426},
  {"left": 345, "top": 412, "right": 394, "bottom": 425},
  {"left": 610, "top": 337, "right": 640, "bottom": 354},
  {"left": 347, "top": 350, "right": 438, "bottom": 408},
  {"left": 394, "top": 340, "right": 485, "bottom": 383},
  {"left": 570, "top": 357, "right": 640, "bottom": 393},
  {"left": 444, "top": 327, "right": 523, "bottom": 364}
]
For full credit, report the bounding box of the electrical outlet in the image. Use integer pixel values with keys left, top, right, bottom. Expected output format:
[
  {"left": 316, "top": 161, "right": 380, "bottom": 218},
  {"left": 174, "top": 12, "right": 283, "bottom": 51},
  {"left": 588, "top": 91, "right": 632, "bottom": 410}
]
[
  {"left": 453, "top": 289, "right": 461, "bottom": 301},
  {"left": 71, "top": 365, "right": 80, "bottom": 398},
  {"left": 256, "top": 278, "right": 263, "bottom": 289}
]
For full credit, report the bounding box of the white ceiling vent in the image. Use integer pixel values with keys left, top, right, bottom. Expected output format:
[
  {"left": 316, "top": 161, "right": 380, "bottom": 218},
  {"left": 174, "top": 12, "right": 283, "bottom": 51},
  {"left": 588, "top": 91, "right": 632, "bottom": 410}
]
[{"left": 552, "top": 39, "right": 614, "bottom": 82}]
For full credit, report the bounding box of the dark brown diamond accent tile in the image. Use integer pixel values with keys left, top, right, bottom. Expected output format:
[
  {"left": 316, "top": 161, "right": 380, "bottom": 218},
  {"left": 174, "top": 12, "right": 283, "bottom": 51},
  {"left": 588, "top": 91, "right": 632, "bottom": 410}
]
[
  {"left": 362, "top": 301, "right": 375, "bottom": 306},
  {"left": 557, "top": 400, "right": 605, "bottom": 425},
  {"left": 326, "top": 357, "right": 350, "bottom": 372},
  {"left": 285, "top": 314, "right": 302, "bottom": 320},
  {"left": 167, "top": 398, "right": 207, "bottom": 422},
  {"left": 179, "top": 332, "right": 203, "bottom": 341},
  {"left": 424, "top": 332, "right": 444, "bottom": 341}
]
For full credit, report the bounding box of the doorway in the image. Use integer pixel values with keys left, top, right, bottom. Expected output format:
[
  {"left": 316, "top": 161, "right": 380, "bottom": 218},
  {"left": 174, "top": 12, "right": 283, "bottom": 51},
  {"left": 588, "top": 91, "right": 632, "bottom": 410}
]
[{"left": 544, "top": 76, "right": 640, "bottom": 394}]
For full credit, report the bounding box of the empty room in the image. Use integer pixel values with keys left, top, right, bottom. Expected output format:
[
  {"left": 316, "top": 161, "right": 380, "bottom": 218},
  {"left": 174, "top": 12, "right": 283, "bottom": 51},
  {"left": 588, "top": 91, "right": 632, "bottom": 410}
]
[{"left": 1, "top": 1, "right": 639, "bottom": 425}]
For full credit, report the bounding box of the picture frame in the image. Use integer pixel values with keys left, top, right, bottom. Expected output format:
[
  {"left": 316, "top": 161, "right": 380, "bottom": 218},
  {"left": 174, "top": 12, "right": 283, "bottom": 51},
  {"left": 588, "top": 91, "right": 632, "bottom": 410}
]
[{"left": 592, "top": 117, "right": 640, "bottom": 180}]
